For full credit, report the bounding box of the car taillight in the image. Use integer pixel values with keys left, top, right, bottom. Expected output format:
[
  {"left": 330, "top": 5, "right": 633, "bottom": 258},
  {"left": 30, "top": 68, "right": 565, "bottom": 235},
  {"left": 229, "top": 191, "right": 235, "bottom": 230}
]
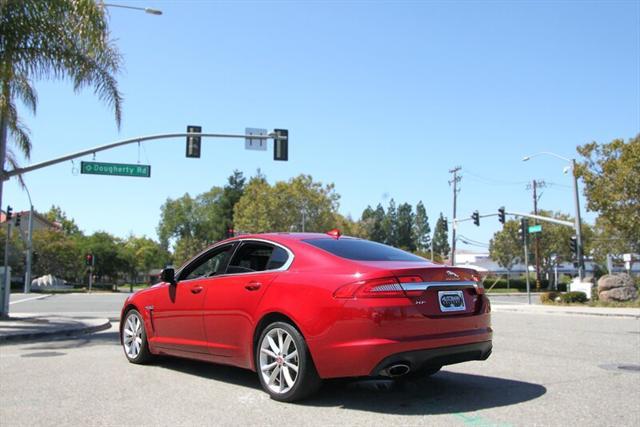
[
  {"left": 333, "top": 277, "right": 406, "bottom": 299},
  {"left": 398, "top": 275, "right": 424, "bottom": 297},
  {"left": 472, "top": 273, "right": 485, "bottom": 294}
]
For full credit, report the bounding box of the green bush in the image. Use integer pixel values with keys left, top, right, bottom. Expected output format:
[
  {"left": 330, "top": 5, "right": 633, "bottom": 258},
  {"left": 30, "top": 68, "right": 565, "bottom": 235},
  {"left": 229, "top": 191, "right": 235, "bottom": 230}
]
[
  {"left": 559, "top": 291, "right": 588, "bottom": 303},
  {"left": 541, "top": 291, "right": 587, "bottom": 304},
  {"left": 540, "top": 292, "right": 560, "bottom": 304},
  {"left": 484, "top": 275, "right": 571, "bottom": 292}
]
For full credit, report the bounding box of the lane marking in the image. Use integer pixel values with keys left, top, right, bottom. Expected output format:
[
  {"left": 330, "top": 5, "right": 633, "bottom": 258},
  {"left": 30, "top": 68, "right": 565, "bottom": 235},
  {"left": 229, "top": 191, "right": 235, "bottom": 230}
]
[{"left": 9, "top": 294, "right": 52, "bottom": 305}]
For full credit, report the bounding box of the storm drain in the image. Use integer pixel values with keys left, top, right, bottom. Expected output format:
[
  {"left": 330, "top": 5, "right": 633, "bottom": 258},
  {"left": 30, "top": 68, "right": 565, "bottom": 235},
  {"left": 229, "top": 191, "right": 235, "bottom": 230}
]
[{"left": 599, "top": 363, "right": 640, "bottom": 373}]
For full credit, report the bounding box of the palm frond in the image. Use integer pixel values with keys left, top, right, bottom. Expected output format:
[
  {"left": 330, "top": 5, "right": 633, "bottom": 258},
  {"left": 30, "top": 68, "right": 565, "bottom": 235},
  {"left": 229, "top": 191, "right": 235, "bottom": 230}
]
[{"left": 4, "top": 147, "right": 26, "bottom": 189}]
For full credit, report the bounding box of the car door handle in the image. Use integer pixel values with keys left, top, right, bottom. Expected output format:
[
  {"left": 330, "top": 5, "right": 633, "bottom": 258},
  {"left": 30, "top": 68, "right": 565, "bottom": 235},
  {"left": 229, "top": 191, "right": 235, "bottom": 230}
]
[
  {"left": 245, "top": 282, "right": 262, "bottom": 291},
  {"left": 190, "top": 286, "right": 204, "bottom": 294}
]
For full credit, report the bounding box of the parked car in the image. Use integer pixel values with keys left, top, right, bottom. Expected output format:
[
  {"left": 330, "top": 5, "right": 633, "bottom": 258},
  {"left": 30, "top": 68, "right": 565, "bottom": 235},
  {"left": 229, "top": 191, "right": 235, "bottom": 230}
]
[{"left": 120, "top": 231, "right": 492, "bottom": 401}]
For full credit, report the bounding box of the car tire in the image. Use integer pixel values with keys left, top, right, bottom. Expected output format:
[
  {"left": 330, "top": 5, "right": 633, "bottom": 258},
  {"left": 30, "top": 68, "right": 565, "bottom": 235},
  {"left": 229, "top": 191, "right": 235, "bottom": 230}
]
[
  {"left": 256, "top": 321, "right": 322, "bottom": 402},
  {"left": 122, "top": 309, "right": 153, "bottom": 364}
]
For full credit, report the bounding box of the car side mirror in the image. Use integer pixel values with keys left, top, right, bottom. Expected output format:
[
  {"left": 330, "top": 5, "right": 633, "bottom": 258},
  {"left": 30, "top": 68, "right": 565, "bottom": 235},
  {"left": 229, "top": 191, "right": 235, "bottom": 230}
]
[{"left": 161, "top": 267, "right": 176, "bottom": 285}]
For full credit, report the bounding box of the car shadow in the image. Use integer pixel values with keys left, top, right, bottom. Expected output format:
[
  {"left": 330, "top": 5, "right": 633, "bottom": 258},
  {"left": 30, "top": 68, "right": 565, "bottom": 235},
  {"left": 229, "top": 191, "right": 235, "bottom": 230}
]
[
  {"left": 153, "top": 357, "right": 546, "bottom": 415},
  {"left": 19, "top": 332, "right": 546, "bottom": 416},
  {"left": 153, "top": 357, "right": 261, "bottom": 389},
  {"left": 304, "top": 372, "right": 546, "bottom": 415}
]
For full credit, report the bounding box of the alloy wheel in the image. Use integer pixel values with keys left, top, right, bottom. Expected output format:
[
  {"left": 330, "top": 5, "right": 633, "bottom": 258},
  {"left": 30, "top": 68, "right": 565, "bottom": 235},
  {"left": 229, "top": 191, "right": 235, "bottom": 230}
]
[
  {"left": 123, "top": 312, "right": 143, "bottom": 359},
  {"left": 259, "top": 327, "right": 300, "bottom": 394}
]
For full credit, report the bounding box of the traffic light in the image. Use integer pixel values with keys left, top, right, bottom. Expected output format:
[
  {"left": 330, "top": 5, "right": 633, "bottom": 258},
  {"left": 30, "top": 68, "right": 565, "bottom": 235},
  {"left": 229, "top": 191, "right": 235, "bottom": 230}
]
[
  {"left": 273, "top": 129, "right": 288, "bottom": 161},
  {"left": 498, "top": 207, "right": 506, "bottom": 224},
  {"left": 472, "top": 210, "right": 480, "bottom": 226},
  {"left": 226, "top": 228, "right": 235, "bottom": 238},
  {"left": 32, "top": 251, "right": 39, "bottom": 266},
  {"left": 186, "top": 125, "right": 202, "bottom": 158},
  {"left": 6, "top": 205, "right": 12, "bottom": 221},
  {"left": 85, "top": 254, "right": 94, "bottom": 267},
  {"left": 518, "top": 218, "right": 529, "bottom": 243},
  {"left": 569, "top": 236, "right": 578, "bottom": 258},
  {"left": 15, "top": 213, "right": 21, "bottom": 227}
]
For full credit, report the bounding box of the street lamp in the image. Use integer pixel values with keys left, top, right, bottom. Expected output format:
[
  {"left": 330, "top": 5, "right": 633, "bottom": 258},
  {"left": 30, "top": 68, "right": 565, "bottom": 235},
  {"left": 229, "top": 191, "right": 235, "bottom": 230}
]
[
  {"left": 102, "top": 3, "right": 163, "bottom": 15},
  {"left": 522, "top": 152, "right": 585, "bottom": 280},
  {"left": 22, "top": 185, "right": 34, "bottom": 294}
]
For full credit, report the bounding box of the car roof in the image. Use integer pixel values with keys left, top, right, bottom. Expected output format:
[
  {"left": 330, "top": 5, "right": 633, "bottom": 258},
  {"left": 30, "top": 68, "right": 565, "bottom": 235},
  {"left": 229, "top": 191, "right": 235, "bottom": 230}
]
[{"left": 224, "top": 232, "right": 350, "bottom": 244}]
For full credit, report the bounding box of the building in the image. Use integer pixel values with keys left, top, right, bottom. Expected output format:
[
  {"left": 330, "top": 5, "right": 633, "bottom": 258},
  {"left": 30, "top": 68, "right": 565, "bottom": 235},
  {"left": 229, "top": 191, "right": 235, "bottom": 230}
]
[{"left": 0, "top": 210, "right": 62, "bottom": 235}]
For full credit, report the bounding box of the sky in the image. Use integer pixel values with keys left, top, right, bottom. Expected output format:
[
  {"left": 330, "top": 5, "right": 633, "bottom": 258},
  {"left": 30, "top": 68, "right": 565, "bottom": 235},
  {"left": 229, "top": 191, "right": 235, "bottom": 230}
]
[{"left": 4, "top": 0, "right": 639, "bottom": 253}]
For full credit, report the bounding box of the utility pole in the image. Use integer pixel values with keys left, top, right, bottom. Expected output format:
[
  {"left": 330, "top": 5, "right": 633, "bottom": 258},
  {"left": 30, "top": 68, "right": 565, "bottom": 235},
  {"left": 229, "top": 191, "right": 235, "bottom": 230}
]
[
  {"left": 527, "top": 180, "right": 546, "bottom": 290},
  {"left": 449, "top": 166, "right": 461, "bottom": 266}
]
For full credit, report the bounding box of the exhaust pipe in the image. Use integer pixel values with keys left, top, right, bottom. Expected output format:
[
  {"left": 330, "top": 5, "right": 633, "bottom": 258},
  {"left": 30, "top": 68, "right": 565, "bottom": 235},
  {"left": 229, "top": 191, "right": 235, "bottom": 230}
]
[{"left": 381, "top": 363, "right": 410, "bottom": 377}]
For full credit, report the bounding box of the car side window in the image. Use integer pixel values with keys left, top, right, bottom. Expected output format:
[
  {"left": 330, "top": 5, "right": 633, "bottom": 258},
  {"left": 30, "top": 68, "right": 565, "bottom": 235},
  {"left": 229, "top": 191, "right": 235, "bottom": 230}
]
[
  {"left": 182, "top": 245, "right": 234, "bottom": 281},
  {"left": 226, "top": 242, "right": 289, "bottom": 274}
]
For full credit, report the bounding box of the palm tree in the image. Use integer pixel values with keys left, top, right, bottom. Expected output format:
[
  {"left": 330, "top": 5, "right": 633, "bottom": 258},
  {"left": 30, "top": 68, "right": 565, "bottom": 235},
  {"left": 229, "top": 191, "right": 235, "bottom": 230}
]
[{"left": 0, "top": 0, "right": 123, "bottom": 206}]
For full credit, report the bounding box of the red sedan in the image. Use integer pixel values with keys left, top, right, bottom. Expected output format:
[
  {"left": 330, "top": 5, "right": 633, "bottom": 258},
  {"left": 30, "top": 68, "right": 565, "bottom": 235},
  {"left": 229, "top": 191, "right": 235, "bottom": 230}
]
[{"left": 120, "top": 232, "right": 492, "bottom": 401}]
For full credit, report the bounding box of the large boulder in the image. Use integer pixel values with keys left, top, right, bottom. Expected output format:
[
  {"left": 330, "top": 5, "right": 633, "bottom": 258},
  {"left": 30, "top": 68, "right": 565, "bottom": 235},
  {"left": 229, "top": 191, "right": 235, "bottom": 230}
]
[
  {"left": 597, "top": 274, "right": 635, "bottom": 291},
  {"left": 31, "top": 274, "right": 71, "bottom": 290},
  {"left": 599, "top": 286, "right": 638, "bottom": 302}
]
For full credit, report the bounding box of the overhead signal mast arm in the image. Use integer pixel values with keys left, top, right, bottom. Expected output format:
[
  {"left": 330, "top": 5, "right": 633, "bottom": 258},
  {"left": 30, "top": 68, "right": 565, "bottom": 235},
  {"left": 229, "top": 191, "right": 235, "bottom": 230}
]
[{"left": 4, "top": 130, "right": 288, "bottom": 181}]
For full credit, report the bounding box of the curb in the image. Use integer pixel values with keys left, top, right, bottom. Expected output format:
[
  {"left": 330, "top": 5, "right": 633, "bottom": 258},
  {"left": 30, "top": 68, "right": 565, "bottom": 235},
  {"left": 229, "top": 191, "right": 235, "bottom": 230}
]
[
  {"left": 492, "top": 306, "right": 640, "bottom": 319},
  {"left": 0, "top": 318, "right": 112, "bottom": 344}
]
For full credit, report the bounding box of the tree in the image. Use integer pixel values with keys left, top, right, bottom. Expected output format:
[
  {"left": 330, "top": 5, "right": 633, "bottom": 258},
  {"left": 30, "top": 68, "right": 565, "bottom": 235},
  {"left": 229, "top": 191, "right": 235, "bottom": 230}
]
[
  {"left": 44, "top": 205, "right": 80, "bottom": 235},
  {"left": 432, "top": 213, "right": 450, "bottom": 260},
  {"left": 489, "top": 210, "right": 594, "bottom": 281},
  {"left": 157, "top": 192, "right": 201, "bottom": 251},
  {"left": 489, "top": 219, "right": 521, "bottom": 274},
  {"left": 120, "top": 235, "right": 170, "bottom": 288},
  {"left": 233, "top": 174, "right": 341, "bottom": 233},
  {"left": 231, "top": 174, "right": 276, "bottom": 233},
  {"left": 368, "top": 204, "right": 386, "bottom": 243},
  {"left": 0, "top": 224, "right": 25, "bottom": 277},
  {"left": 81, "top": 231, "right": 126, "bottom": 282},
  {"left": 413, "top": 201, "right": 431, "bottom": 253},
  {"left": 576, "top": 135, "right": 640, "bottom": 252},
  {"left": 31, "top": 229, "right": 82, "bottom": 282},
  {"left": 0, "top": 0, "right": 123, "bottom": 204},
  {"left": 396, "top": 202, "right": 416, "bottom": 251},
  {"left": 590, "top": 216, "right": 636, "bottom": 267},
  {"left": 359, "top": 205, "right": 375, "bottom": 239},
  {"left": 382, "top": 198, "right": 398, "bottom": 246},
  {"left": 214, "top": 170, "right": 246, "bottom": 238}
]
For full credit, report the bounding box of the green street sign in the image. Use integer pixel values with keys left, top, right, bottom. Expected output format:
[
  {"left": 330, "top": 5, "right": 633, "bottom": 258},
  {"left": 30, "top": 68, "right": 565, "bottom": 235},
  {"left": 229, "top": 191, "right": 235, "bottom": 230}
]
[
  {"left": 80, "top": 161, "right": 150, "bottom": 178},
  {"left": 528, "top": 224, "right": 542, "bottom": 233}
]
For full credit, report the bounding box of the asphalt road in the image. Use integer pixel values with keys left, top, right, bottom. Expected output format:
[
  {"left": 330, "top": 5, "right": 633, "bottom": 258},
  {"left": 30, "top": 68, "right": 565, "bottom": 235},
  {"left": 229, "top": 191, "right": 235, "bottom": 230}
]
[
  {"left": 1, "top": 296, "right": 639, "bottom": 426},
  {"left": 8, "top": 292, "right": 130, "bottom": 319}
]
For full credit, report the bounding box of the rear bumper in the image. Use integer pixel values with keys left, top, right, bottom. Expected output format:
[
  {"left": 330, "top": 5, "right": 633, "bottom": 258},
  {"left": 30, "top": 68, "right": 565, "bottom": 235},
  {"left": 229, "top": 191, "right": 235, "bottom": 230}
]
[
  {"left": 370, "top": 340, "right": 492, "bottom": 376},
  {"left": 305, "top": 293, "right": 492, "bottom": 379}
]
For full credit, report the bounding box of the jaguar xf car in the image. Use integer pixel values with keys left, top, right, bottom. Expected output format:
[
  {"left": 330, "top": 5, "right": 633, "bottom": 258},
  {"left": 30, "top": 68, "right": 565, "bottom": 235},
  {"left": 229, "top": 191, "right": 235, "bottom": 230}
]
[{"left": 120, "top": 231, "right": 492, "bottom": 401}]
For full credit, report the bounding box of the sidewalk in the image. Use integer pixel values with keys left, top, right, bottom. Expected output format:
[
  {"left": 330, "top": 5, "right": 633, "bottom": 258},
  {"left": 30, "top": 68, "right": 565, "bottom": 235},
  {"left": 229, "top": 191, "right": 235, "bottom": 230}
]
[
  {"left": 0, "top": 313, "right": 111, "bottom": 344},
  {"left": 492, "top": 303, "right": 640, "bottom": 319}
]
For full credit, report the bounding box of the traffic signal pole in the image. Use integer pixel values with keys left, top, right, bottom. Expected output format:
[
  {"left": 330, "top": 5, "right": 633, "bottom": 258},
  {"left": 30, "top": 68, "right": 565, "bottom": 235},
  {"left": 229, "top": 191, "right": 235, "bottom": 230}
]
[
  {"left": 1, "top": 219, "right": 11, "bottom": 317},
  {"left": 523, "top": 231, "right": 531, "bottom": 305},
  {"left": 571, "top": 159, "right": 585, "bottom": 280}
]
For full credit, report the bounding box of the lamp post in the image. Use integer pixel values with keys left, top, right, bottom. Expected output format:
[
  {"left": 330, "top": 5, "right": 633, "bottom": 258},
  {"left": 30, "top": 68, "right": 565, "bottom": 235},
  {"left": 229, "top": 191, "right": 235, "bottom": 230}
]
[
  {"left": 522, "top": 152, "right": 585, "bottom": 280},
  {"left": 102, "top": 2, "right": 162, "bottom": 15},
  {"left": 22, "top": 186, "right": 34, "bottom": 293}
]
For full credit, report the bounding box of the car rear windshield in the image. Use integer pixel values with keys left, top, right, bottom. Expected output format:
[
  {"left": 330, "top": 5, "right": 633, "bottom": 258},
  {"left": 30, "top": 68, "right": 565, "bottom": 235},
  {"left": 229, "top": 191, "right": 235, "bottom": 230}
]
[{"left": 303, "top": 238, "right": 425, "bottom": 262}]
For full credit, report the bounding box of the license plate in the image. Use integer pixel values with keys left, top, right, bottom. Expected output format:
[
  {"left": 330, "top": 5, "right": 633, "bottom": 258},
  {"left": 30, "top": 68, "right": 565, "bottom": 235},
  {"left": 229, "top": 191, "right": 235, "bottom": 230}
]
[{"left": 438, "top": 290, "right": 466, "bottom": 312}]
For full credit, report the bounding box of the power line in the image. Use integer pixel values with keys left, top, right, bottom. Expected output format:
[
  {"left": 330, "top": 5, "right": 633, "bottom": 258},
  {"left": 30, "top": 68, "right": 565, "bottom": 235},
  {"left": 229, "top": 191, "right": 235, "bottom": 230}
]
[{"left": 464, "top": 169, "right": 529, "bottom": 187}]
